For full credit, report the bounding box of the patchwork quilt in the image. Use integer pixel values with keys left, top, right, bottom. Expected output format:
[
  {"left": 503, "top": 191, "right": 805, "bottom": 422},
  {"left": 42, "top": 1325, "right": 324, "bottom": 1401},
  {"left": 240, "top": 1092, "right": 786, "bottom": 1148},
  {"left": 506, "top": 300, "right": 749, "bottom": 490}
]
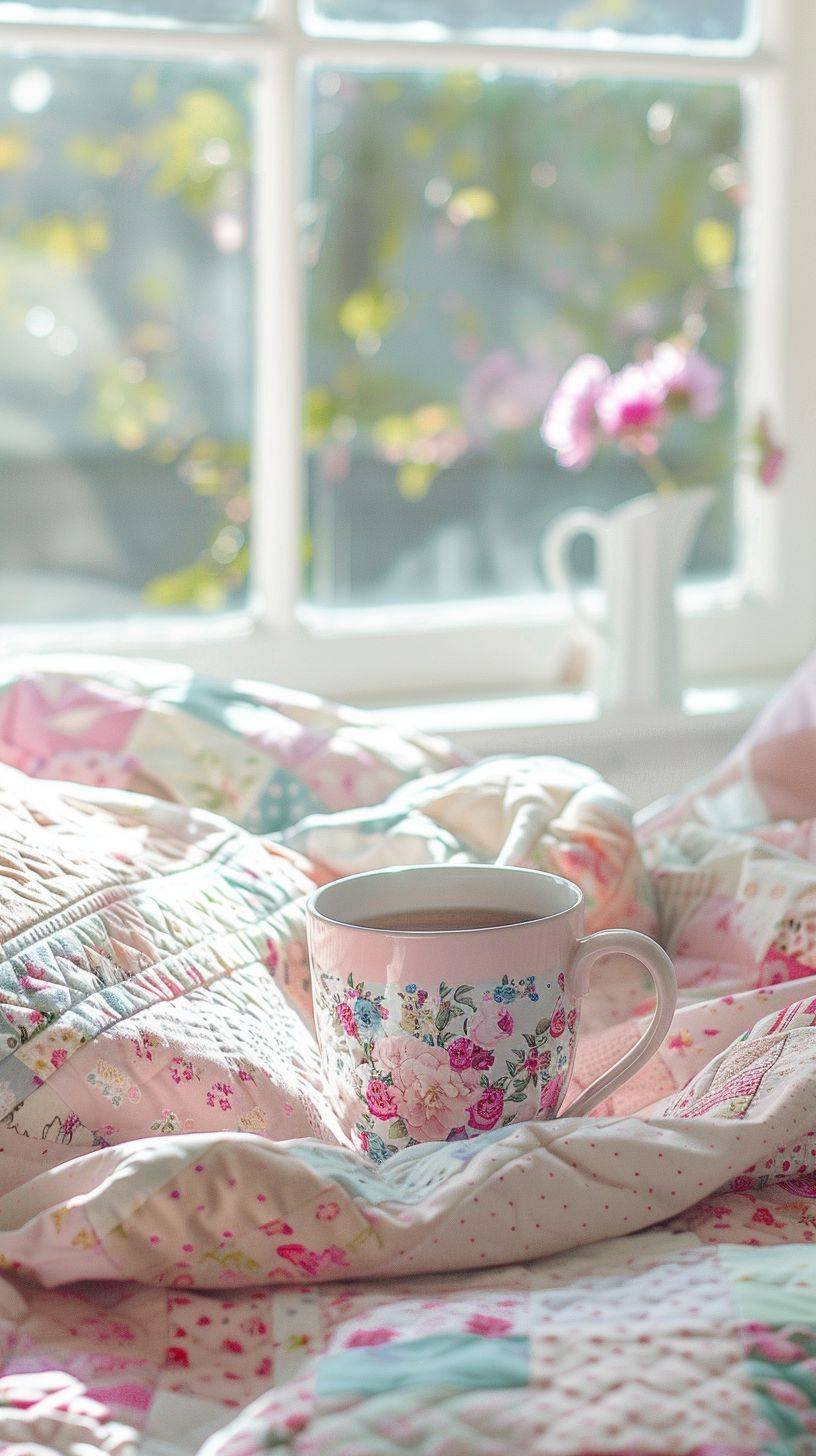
[{"left": 1, "top": 655, "right": 816, "bottom": 1455}]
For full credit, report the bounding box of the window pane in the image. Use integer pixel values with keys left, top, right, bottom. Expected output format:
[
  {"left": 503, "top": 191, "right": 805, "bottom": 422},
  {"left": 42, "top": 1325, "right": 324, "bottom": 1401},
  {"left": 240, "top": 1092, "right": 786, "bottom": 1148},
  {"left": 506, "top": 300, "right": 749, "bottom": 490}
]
[
  {"left": 0, "top": 56, "right": 253, "bottom": 625},
  {"left": 0, "top": 0, "right": 261, "bottom": 25},
  {"left": 304, "top": 70, "right": 743, "bottom": 610},
  {"left": 303, "top": 1, "right": 751, "bottom": 46}
]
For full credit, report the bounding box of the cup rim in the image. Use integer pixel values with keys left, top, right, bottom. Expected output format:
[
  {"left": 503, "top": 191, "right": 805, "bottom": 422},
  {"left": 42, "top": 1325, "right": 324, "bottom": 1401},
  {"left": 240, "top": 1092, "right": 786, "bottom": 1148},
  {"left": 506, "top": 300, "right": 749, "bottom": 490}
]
[{"left": 307, "top": 863, "right": 583, "bottom": 937}]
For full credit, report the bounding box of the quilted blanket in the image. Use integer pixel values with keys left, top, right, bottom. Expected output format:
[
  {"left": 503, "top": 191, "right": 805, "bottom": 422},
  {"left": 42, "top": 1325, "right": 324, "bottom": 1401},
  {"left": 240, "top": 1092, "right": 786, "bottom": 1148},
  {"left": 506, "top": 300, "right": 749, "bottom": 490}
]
[{"left": 2, "top": 656, "right": 816, "bottom": 1456}]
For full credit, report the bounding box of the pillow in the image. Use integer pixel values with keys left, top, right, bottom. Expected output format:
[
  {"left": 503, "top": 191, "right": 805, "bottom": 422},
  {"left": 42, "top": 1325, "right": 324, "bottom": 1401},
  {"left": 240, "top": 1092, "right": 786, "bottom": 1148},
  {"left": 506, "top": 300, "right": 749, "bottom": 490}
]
[
  {"left": 0, "top": 656, "right": 464, "bottom": 835},
  {"left": 0, "top": 762, "right": 341, "bottom": 1156}
]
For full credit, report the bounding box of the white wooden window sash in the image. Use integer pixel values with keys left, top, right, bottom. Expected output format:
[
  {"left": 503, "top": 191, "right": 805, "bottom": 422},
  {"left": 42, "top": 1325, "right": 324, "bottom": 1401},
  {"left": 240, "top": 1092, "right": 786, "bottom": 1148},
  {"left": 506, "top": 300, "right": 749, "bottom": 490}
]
[{"left": 0, "top": 0, "right": 811, "bottom": 708}]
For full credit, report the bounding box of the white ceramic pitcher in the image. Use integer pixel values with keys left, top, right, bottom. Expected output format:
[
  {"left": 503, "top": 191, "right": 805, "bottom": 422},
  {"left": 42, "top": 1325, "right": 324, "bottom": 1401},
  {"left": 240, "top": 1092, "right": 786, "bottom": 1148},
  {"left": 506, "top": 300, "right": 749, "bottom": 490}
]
[{"left": 543, "top": 485, "right": 714, "bottom": 709}]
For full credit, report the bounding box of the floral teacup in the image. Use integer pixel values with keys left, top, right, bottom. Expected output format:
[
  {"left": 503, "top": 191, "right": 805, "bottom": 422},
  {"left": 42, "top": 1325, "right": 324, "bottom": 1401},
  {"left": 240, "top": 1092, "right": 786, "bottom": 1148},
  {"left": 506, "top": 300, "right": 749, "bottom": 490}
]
[{"left": 307, "top": 864, "right": 675, "bottom": 1161}]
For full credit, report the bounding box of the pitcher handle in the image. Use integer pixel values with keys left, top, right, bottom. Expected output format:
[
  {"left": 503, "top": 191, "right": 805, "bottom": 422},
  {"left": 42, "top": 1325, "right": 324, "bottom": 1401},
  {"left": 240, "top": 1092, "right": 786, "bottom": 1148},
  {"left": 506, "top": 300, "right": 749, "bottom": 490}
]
[
  {"left": 542, "top": 508, "right": 607, "bottom": 628},
  {"left": 563, "top": 929, "right": 677, "bottom": 1119}
]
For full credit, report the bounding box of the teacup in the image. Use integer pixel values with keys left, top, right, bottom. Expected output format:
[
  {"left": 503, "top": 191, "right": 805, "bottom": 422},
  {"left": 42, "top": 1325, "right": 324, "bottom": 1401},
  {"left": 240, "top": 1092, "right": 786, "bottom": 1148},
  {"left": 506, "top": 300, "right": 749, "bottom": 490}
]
[{"left": 307, "top": 864, "right": 675, "bottom": 1161}]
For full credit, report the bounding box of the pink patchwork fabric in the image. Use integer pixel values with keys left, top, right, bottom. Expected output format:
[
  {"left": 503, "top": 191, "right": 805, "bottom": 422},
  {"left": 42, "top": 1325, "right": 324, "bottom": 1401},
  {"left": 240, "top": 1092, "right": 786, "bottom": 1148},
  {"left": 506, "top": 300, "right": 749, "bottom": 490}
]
[
  {"left": 0, "top": 764, "right": 339, "bottom": 1159},
  {"left": 0, "top": 657, "right": 463, "bottom": 834},
  {"left": 1, "top": 653, "right": 816, "bottom": 1454}
]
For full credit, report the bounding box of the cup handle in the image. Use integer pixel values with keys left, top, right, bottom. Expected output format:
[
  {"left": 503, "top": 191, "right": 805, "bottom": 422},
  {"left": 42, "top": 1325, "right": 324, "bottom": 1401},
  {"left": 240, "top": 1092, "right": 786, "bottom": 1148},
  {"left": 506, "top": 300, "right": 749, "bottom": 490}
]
[
  {"left": 562, "top": 929, "right": 677, "bottom": 1119},
  {"left": 541, "top": 508, "right": 607, "bottom": 631}
]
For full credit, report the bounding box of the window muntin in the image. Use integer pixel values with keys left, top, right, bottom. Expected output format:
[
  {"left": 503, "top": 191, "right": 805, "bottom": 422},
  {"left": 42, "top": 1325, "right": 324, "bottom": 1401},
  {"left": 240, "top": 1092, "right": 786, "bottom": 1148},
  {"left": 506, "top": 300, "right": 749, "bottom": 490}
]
[{"left": 302, "top": 0, "right": 753, "bottom": 48}]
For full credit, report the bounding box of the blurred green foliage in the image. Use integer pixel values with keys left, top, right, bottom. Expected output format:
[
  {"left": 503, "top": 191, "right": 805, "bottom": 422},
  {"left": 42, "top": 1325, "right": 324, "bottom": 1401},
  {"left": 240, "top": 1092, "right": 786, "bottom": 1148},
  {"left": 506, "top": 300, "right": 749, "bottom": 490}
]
[
  {"left": 305, "top": 69, "right": 743, "bottom": 605},
  {"left": 0, "top": 57, "right": 253, "bottom": 617}
]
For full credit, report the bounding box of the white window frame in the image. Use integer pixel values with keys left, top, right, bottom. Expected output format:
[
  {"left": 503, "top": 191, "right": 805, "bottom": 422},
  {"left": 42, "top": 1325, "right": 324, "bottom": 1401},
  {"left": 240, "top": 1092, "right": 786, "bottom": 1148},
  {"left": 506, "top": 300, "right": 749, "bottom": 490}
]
[{"left": 0, "top": 0, "right": 812, "bottom": 711}]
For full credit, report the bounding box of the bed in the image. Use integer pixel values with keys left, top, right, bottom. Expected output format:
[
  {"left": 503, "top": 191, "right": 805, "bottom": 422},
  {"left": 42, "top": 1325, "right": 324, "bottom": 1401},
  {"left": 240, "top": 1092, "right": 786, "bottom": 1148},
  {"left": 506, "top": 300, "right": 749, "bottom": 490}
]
[{"left": 0, "top": 652, "right": 815, "bottom": 1456}]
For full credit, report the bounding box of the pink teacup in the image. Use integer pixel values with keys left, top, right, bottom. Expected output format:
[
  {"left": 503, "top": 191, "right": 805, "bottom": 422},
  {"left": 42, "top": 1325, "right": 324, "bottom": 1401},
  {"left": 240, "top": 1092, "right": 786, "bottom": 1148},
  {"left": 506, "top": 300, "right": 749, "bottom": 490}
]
[{"left": 307, "top": 864, "right": 675, "bottom": 1161}]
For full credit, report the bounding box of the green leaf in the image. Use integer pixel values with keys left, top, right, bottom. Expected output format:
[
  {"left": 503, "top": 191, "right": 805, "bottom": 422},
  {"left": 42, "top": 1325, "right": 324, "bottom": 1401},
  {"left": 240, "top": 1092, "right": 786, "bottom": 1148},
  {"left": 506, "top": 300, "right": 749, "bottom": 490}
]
[{"left": 388, "top": 1117, "right": 407, "bottom": 1139}]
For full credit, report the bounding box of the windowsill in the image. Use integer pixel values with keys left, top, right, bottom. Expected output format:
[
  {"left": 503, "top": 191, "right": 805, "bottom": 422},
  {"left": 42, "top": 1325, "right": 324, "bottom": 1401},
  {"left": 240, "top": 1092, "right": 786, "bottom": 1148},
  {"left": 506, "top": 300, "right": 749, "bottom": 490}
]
[
  {"left": 371, "top": 679, "right": 775, "bottom": 738},
  {"left": 296, "top": 574, "right": 745, "bottom": 637},
  {"left": 371, "top": 680, "right": 777, "bottom": 810}
]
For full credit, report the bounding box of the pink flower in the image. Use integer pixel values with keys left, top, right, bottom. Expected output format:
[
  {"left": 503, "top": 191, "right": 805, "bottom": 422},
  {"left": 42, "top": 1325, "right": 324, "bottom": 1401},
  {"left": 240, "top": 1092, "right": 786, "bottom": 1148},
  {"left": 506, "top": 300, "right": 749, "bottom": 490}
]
[
  {"left": 375, "top": 1035, "right": 478, "bottom": 1141},
  {"left": 761, "top": 1379, "right": 809, "bottom": 1411},
  {"left": 750, "top": 1332, "right": 804, "bottom": 1364},
  {"left": 541, "top": 354, "right": 610, "bottom": 469},
  {"left": 467, "top": 1086, "right": 505, "bottom": 1132},
  {"left": 538, "top": 1073, "right": 564, "bottom": 1118},
  {"left": 259, "top": 1217, "right": 293, "bottom": 1238},
  {"left": 463, "top": 350, "right": 554, "bottom": 442},
  {"left": 469, "top": 999, "right": 513, "bottom": 1049},
  {"left": 596, "top": 363, "right": 666, "bottom": 452},
  {"left": 365, "top": 1077, "right": 399, "bottom": 1122},
  {"left": 651, "top": 341, "right": 722, "bottom": 420},
  {"left": 50, "top": 1048, "right": 68, "bottom": 1069},
  {"left": 471, "top": 1045, "right": 494, "bottom": 1071},
  {"left": 759, "top": 444, "right": 785, "bottom": 487},
  {"left": 750, "top": 409, "right": 786, "bottom": 487},
  {"left": 315, "top": 1202, "right": 340, "bottom": 1222},
  {"left": 346, "top": 1327, "right": 395, "bottom": 1347},
  {"left": 730, "top": 1174, "right": 753, "bottom": 1192},
  {"left": 567, "top": 1008, "right": 577, "bottom": 1034},
  {"left": 549, "top": 1002, "right": 566, "bottom": 1038},
  {"left": 466, "top": 1313, "right": 512, "bottom": 1337},
  {"left": 206, "top": 1080, "right": 234, "bottom": 1110},
  {"left": 448, "top": 1037, "right": 474, "bottom": 1070},
  {"left": 337, "top": 1002, "right": 358, "bottom": 1039},
  {"left": 276, "top": 1243, "right": 320, "bottom": 1276}
]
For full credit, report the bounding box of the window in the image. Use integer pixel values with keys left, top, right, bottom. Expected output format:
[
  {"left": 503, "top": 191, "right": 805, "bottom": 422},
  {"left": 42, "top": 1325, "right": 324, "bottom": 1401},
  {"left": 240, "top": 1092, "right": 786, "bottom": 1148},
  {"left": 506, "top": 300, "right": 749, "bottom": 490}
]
[
  {"left": 305, "top": 69, "right": 741, "bottom": 611},
  {"left": 0, "top": 53, "right": 253, "bottom": 623},
  {"left": 0, "top": 0, "right": 810, "bottom": 708}
]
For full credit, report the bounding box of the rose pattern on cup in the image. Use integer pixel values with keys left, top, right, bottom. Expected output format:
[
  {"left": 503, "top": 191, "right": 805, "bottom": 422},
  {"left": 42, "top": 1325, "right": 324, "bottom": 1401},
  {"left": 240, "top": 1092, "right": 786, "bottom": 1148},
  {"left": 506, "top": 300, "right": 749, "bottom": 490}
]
[{"left": 313, "top": 967, "right": 576, "bottom": 1160}]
